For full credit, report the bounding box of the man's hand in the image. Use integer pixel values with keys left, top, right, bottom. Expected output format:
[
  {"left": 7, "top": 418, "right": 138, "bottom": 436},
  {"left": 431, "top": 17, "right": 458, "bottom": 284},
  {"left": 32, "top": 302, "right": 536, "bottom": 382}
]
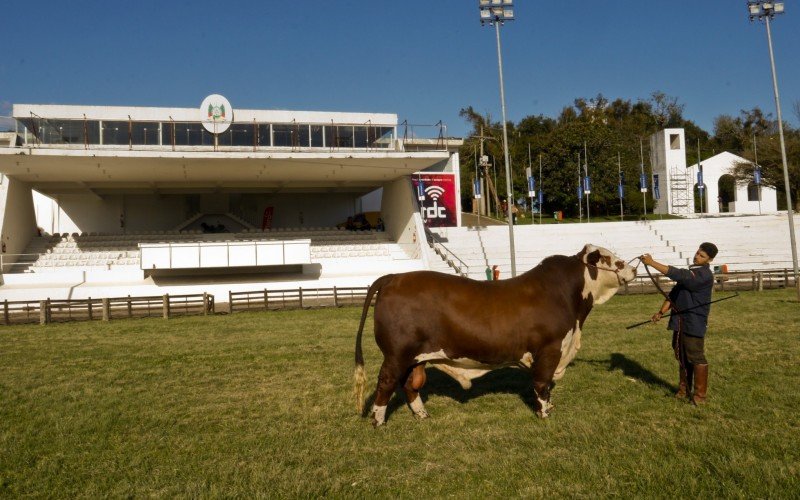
[
  {"left": 651, "top": 311, "right": 663, "bottom": 323},
  {"left": 641, "top": 253, "right": 655, "bottom": 266}
]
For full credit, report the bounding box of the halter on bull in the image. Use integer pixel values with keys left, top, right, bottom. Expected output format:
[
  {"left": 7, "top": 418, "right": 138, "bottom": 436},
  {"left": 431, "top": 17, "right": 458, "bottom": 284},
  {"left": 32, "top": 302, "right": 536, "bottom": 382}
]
[{"left": 353, "top": 244, "right": 637, "bottom": 427}]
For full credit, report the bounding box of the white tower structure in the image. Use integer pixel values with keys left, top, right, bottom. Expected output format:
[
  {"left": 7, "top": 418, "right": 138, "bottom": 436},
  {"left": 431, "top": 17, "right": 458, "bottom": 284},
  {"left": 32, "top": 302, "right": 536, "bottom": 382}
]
[{"left": 649, "top": 128, "right": 694, "bottom": 215}]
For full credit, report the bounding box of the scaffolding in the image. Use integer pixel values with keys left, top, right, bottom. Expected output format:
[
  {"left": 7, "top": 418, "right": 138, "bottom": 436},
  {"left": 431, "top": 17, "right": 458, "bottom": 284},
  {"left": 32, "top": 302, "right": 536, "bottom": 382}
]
[{"left": 669, "top": 165, "right": 693, "bottom": 215}]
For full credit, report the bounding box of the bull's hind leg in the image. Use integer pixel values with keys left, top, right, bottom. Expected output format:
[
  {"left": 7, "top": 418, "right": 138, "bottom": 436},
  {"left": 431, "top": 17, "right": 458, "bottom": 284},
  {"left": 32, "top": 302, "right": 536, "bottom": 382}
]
[
  {"left": 370, "top": 360, "right": 404, "bottom": 427},
  {"left": 531, "top": 343, "right": 562, "bottom": 418},
  {"left": 403, "top": 364, "right": 430, "bottom": 420}
]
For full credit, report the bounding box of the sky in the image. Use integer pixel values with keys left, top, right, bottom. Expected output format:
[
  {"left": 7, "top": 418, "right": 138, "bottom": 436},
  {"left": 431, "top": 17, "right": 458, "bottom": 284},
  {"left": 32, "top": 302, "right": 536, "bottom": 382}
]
[{"left": 2, "top": 1, "right": 799, "bottom": 139}]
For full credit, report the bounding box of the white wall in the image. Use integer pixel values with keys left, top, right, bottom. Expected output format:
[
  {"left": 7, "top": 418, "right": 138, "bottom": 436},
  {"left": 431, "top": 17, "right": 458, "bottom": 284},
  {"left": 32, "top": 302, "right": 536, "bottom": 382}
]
[
  {"left": 0, "top": 177, "right": 37, "bottom": 262},
  {"left": 381, "top": 176, "right": 418, "bottom": 245},
  {"left": 237, "top": 193, "right": 361, "bottom": 228}
]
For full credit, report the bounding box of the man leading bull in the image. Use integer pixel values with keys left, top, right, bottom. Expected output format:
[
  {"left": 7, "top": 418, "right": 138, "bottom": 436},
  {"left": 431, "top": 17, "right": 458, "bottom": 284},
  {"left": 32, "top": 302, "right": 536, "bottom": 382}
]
[{"left": 640, "top": 242, "right": 718, "bottom": 405}]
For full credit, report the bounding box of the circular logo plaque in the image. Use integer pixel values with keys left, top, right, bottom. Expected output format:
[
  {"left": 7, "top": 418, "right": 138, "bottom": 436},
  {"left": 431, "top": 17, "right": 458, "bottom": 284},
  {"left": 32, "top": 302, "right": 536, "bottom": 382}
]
[{"left": 200, "top": 94, "right": 233, "bottom": 134}]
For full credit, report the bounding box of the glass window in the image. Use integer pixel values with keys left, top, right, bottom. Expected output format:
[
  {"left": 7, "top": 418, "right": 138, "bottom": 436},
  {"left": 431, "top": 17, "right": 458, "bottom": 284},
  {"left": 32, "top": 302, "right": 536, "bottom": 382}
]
[
  {"left": 130, "top": 122, "right": 160, "bottom": 145},
  {"left": 370, "top": 126, "right": 394, "bottom": 148},
  {"left": 217, "top": 123, "right": 256, "bottom": 147},
  {"left": 43, "top": 120, "right": 99, "bottom": 144},
  {"left": 310, "top": 125, "right": 323, "bottom": 147},
  {"left": 353, "top": 126, "right": 368, "bottom": 148},
  {"left": 272, "top": 124, "right": 293, "bottom": 147},
  {"left": 335, "top": 126, "right": 354, "bottom": 148},
  {"left": 103, "top": 121, "right": 130, "bottom": 145},
  {"left": 272, "top": 124, "right": 307, "bottom": 147},
  {"left": 172, "top": 122, "right": 208, "bottom": 146},
  {"left": 257, "top": 124, "right": 271, "bottom": 146}
]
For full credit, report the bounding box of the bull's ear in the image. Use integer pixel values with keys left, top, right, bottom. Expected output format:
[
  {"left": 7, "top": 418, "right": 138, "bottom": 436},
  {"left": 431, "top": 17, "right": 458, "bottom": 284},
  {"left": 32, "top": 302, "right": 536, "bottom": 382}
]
[
  {"left": 586, "top": 249, "right": 601, "bottom": 266},
  {"left": 577, "top": 244, "right": 589, "bottom": 259}
]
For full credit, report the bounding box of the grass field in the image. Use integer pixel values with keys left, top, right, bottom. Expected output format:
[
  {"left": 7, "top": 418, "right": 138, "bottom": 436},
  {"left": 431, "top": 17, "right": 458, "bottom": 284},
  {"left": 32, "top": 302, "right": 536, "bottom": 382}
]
[{"left": 2, "top": 289, "right": 799, "bottom": 497}]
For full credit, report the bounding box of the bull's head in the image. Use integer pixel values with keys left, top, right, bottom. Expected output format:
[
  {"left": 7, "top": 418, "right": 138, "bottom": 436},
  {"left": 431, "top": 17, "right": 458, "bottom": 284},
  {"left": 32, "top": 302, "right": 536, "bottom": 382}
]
[{"left": 578, "top": 244, "right": 637, "bottom": 304}]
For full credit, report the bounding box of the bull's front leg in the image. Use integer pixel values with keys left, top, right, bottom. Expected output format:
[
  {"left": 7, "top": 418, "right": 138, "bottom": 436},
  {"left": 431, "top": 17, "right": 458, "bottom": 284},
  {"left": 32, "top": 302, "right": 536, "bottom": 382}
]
[{"left": 531, "top": 342, "right": 562, "bottom": 418}]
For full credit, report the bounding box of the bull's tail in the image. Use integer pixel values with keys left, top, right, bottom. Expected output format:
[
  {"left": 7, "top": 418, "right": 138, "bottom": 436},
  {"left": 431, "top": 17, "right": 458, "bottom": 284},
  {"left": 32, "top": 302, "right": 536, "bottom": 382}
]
[{"left": 354, "top": 274, "right": 394, "bottom": 414}]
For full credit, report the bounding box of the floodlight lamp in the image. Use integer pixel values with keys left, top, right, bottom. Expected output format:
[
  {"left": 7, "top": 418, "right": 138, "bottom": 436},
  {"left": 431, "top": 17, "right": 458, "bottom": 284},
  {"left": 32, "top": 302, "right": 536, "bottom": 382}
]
[
  {"left": 502, "top": 0, "right": 513, "bottom": 5},
  {"left": 748, "top": 3, "right": 761, "bottom": 16},
  {"left": 479, "top": 0, "right": 490, "bottom": 6},
  {"left": 480, "top": 9, "right": 491, "bottom": 22},
  {"left": 773, "top": 3, "right": 785, "bottom": 14},
  {"left": 503, "top": 8, "right": 514, "bottom": 19},
  {"left": 490, "top": 0, "right": 503, "bottom": 5}
]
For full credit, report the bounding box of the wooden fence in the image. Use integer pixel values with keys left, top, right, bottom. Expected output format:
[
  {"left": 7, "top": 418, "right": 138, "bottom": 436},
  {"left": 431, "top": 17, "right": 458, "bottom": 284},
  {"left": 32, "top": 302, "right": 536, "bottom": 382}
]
[
  {"left": 2, "top": 293, "right": 214, "bottom": 326},
  {"left": 618, "top": 269, "right": 796, "bottom": 295},
  {"left": 1, "top": 269, "right": 796, "bottom": 326},
  {"left": 228, "top": 286, "right": 369, "bottom": 313}
]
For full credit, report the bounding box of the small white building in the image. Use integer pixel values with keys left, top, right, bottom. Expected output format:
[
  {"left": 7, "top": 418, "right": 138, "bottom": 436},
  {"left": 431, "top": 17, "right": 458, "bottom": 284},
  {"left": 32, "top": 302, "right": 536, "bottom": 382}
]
[
  {"left": 688, "top": 151, "right": 778, "bottom": 215},
  {"left": 649, "top": 128, "right": 778, "bottom": 216}
]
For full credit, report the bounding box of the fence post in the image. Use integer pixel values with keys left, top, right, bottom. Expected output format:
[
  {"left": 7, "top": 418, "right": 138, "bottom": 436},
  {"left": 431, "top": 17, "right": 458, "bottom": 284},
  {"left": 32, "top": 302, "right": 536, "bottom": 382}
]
[
  {"left": 333, "top": 286, "right": 339, "bottom": 307},
  {"left": 127, "top": 295, "right": 132, "bottom": 318},
  {"left": 102, "top": 298, "right": 110, "bottom": 321},
  {"left": 757, "top": 272, "right": 763, "bottom": 292},
  {"left": 163, "top": 294, "right": 170, "bottom": 319},
  {"left": 785, "top": 269, "right": 789, "bottom": 288},
  {"left": 299, "top": 287, "right": 304, "bottom": 309},
  {"left": 203, "top": 293, "right": 209, "bottom": 316},
  {"left": 3, "top": 300, "right": 8, "bottom": 325},
  {"left": 264, "top": 288, "right": 269, "bottom": 311},
  {"left": 87, "top": 297, "right": 93, "bottom": 321},
  {"left": 39, "top": 300, "right": 48, "bottom": 325}
]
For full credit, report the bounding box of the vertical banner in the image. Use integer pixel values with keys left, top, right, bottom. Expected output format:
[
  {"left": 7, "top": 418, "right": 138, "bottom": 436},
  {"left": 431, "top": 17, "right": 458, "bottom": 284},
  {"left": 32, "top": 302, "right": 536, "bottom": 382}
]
[
  {"left": 411, "top": 173, "right": 457, "bottom": 227},
  {"left": 261, "top": 206, "right": 274, "bottom": 230},
  {"left": 653, "top": 174, "right": 660, "bottom": 200},
  {"left": 754, "top": 166, "right": 762, "bottom": 185},
  {"left": 583, "top": 176, "right": 591, "bottom": 194},
  {"left": 639, "top": 174, "right": 648, "bottom": 193},
  {"left": 473, "top": 178, "right": 482, "bottom": 199}
]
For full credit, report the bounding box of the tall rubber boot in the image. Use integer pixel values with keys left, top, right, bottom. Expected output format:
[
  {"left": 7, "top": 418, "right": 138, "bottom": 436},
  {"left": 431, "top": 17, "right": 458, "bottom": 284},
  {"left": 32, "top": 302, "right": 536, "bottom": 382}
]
[
  {"left": 675, "top": 366, "right": 689, "bottom": 399},
  {"left": 692, "top": 364, "right": 708, "bottom": 405}
]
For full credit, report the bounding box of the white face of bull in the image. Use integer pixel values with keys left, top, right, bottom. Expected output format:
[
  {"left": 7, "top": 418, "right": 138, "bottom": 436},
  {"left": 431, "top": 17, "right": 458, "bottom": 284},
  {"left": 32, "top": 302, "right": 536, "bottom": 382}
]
[{"left": 580, "top": 244, "right": 637, "bottom": 305}]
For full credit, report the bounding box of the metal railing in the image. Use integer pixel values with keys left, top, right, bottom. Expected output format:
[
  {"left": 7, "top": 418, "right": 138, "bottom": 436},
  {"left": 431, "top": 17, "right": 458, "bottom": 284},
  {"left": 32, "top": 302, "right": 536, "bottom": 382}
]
[{"left": 426, "top": 232, "right": 470, "bottom": 277}]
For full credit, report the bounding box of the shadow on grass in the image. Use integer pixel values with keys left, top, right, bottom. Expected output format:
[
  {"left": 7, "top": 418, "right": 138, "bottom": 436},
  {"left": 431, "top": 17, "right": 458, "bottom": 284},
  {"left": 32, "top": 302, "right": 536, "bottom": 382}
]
[
  {"left": 361, "top": 354, "right": 675, "bottom": 422},
  {"left": 578, "top": 353, "right": 675, "bottom": 393},
  {"left": 363, "top": 367, "right": 540, "bottom": 421}
]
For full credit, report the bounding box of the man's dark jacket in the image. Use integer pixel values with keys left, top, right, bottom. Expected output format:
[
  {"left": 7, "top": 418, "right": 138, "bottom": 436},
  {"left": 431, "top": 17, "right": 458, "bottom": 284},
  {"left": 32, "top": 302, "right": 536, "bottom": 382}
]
[{"left": 665, "top": 264, "right": 714, "bottom": 337}]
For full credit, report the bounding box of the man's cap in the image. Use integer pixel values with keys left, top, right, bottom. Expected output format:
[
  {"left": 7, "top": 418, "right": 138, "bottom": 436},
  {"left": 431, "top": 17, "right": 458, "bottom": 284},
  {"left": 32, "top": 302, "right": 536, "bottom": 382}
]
[{"left": 699, "top": 242, "right": 718, "bottom": 259}]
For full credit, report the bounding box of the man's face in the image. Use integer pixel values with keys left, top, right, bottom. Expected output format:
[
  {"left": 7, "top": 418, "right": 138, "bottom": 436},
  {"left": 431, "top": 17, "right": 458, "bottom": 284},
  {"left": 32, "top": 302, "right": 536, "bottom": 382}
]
[{"left": 693, "top": 248, "right": 713, "bottom": 266}]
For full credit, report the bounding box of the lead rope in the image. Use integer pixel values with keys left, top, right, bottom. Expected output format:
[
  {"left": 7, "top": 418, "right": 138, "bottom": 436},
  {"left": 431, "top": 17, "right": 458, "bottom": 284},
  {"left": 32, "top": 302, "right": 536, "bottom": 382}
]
[{"left": 642, "top": 260, "right": 688, "bottom": 396}]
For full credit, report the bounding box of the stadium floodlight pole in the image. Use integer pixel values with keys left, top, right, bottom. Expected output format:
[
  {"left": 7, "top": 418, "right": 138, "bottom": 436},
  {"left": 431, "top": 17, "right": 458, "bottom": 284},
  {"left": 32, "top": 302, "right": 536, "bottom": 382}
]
[
  {"left": 640, "top": 139, "right": 648, "bottom": 217},
  {"left": 748, "top": 1, "right": 799, "bottom": 300},
  {"left": 480, "top": 0, "right": 517, "bottom": 277}
]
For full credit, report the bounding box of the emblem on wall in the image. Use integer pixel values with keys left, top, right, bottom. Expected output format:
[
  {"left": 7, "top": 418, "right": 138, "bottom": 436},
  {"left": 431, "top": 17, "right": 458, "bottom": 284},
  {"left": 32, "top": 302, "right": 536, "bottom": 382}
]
[{"left": 200, "top": 94, "right": 233, "bottom": 134}]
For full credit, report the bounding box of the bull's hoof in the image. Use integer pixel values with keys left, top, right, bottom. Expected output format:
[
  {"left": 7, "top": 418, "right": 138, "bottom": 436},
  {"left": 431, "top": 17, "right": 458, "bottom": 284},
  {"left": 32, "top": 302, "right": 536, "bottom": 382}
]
[
  {"left": 413, "top": 410, "right": 430, "bottom": 420},
  {"left": 536, "top": 398, "right": 554, "bottom": 418},
  {"left": 372, "top": 418, "right": 385, "bottom": 428}
]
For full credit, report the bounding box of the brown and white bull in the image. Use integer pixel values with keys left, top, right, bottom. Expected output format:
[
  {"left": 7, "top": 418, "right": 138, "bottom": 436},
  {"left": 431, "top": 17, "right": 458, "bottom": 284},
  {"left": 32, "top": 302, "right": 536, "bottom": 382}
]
[{"left": 353, "top": 244, "right": 637, "bottom": 426}]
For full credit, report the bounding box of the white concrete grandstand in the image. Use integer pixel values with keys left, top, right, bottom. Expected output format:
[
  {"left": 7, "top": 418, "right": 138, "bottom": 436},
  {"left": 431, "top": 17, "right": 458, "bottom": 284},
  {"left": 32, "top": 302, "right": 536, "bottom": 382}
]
[{"left": 0, "top": 99, "right": 461, "bottom": 301}]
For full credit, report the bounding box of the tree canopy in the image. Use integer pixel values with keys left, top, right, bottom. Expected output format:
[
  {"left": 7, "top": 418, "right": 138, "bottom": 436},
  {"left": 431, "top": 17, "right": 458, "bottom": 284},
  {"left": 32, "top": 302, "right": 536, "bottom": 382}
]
[{"left": 457, "top": 92, "right": 800, "bottom": 214}]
